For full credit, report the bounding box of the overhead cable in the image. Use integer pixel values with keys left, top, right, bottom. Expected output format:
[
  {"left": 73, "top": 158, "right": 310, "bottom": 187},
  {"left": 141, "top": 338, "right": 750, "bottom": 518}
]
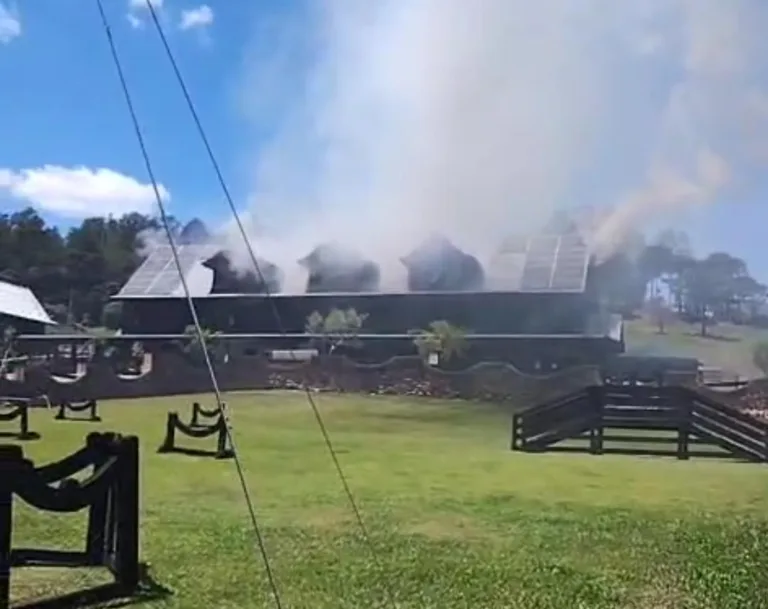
[
  {"left": 142, "top": 3, "right": 399, "bottom": 607},
  {"left": 94, "top": 2, "right": 284, "bottom": 608}
]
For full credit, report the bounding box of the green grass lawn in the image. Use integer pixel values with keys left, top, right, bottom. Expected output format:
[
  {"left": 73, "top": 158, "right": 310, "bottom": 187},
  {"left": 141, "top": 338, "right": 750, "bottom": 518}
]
[
  {"left": 624, "top": 317, "right": 768, "bottom": 378},
  {"left": 6, "top": 391, "right": 768, "bottom": 608}
]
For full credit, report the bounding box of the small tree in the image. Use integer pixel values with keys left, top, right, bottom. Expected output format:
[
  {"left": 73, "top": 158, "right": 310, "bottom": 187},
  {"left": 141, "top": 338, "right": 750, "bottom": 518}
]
[
  {"left": 1, "top": 325, "right": 17, "bottom": 367},
  {"left": 101, "top": 301, "right": 124, "bottom": 330},
  {"left": 87, "top": 326, "right": 118, "bottom": 360},
  {"left": 753, "top": 341, "right": 768, "bottom": 377},
  {"left": 411, "top": 320, "right": 468, "bottom": 366},
  {"left": 178, "top": 324, "right": 223, "bottom": 362},
  {"left": 2, "top": 325, "right": 16, "bottom": 350},
  {"left": 305, "top": 308, "right": 368, "bottom": 354},
  {"left": 305, "top": 311, "right": 325, "bottom": 338}
]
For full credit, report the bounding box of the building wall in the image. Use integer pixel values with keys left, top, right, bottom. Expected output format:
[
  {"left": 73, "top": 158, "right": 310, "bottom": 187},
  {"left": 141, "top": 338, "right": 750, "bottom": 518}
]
[
  {"left": 0, "top": 314, "right": 45, "bottom": 336},
  {"left": 121, "top": 291, "right": 598, "bottom": 336},
  {"left": 116, "top": 292, "right": 620, "bottom": 370}
]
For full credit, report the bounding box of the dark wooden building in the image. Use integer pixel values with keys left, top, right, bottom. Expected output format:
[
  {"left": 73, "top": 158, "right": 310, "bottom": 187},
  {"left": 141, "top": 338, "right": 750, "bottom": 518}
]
[{"left": 112, "top": 234, "right": 624, "bottom": 370}]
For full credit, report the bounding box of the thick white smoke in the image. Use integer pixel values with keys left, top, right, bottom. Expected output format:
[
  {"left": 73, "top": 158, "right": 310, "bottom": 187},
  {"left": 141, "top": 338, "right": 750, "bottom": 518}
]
[{"left": 226, "top": 0, "right": 768, "bottom": 289}]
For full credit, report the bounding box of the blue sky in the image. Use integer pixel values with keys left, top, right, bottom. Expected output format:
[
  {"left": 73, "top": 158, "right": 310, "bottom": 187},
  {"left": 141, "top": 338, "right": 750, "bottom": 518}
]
[
  {"left": 1, "top": 1, "right": 767, "bottom": 281},
  {"left": 0, "top": 0, "right": 263, "bottom": 226}
]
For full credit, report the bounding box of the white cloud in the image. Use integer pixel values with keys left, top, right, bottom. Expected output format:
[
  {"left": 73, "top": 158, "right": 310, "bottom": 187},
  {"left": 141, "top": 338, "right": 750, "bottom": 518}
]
[
  {"left": 0, "top": 2, "right": 21, "bottom": 45},
  {"left": 0, "top": 166, "right": 170, "bottom": 217},
  {"left": 126, "top": 0, "right": 163, "bottom": 29},
  {"left": 179, "top": 5, "right": 213, "bottom": 31},
  {"left": 128, "top": 0, "right": 163, "bottom": 10},
  {"left": 126, "top": 14, "right": 143, "bottom": 30}
]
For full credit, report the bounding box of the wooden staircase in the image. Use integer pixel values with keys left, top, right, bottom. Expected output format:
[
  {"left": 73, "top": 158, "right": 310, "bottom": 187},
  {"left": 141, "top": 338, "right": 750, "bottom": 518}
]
[{"left": 511, "top": 384, "right": 768, "bottom": 462}]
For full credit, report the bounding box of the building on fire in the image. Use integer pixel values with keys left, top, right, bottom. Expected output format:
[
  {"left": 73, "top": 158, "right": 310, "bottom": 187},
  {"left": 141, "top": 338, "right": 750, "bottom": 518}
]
[{"left": 110, "top": 224, "right": 624, "bottom": 371}]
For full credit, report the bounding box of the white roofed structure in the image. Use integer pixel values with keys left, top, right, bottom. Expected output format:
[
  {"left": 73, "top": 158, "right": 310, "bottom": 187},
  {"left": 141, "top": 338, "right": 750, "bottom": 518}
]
[{"left": 0, "top": 280, "right": 56, "bottom": 325}]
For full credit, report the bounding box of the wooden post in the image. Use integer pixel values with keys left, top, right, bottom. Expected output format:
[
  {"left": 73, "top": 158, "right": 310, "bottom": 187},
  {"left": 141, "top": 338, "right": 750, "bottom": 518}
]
[
  {"left": 85, "top": 434, "right": 110, "bottom": 564},
  {"left": 510, "top": 414, "right": 519, "bottom": 451},
  {"left": 587, "top": 385, "right": 604, "bottom": 455},
  {"left": 763, "top": 428, "right": 768, "bottom": 463},
  {"left": 157, "top": 413, "right": 177, "bottom": 453},
  {"left": 17, "top": 405, "right": 33, "bottom": 441},
  {"left": 677, "top": 388, "right": 691, "bottom": 461},
  {"left": 0, "top": 445, "right": 23, "bottom": 609},
  {"left": 215, "top": 418, "right": 234, "bottom": 460},
  {"left": 115, "top": 436, "right": 140, "bottom": 591},
  {"left": 88, "top": 400, "right": 101, "bottom": 422},
  {"left": 191, "top": 402, "right": 201, "bottom": 427}
]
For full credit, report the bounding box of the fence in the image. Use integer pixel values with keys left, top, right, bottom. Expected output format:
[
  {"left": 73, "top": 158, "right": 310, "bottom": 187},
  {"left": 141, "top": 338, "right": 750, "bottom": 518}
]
[
  {"left": 0, "top": 432, "right": 140, "bottom": 609},
  {"left": 512, "top": 384, "right": 768, "bottom": 462}
]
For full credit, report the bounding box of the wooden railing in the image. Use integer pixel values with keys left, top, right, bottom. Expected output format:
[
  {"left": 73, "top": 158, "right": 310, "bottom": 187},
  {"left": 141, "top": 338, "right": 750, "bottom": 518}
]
[
  {"left": 0, "top": 432, "right": 140, "bottom": 609},
  {"left": 512, "top": 384, "right": 768, "bottom": 462}
]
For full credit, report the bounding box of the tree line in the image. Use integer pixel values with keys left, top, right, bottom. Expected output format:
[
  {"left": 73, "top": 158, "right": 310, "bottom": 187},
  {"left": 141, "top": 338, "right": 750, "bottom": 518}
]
[
  {"left": 0, "top": 207, "right": 181, "bottom": 326},
  {"left": 593, "top": 229, "right": 766, "bottom": 335}
]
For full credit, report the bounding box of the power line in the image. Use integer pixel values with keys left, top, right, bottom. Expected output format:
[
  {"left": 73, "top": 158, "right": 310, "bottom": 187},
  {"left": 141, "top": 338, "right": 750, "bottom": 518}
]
[
  {"left": 142, "top": 2, "right": 399, "bottom": 607},
  {"left": 94, "top": 3, "right": 284, "bottom": 608}
]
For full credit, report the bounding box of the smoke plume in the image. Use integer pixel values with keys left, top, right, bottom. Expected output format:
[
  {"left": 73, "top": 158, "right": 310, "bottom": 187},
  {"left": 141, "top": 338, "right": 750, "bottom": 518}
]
[
  {"left": 220, "top": 0, "right": 768, "bottom": 288},
  {"left": 593, "top": 0, "right": 768, "bottom": 258}
]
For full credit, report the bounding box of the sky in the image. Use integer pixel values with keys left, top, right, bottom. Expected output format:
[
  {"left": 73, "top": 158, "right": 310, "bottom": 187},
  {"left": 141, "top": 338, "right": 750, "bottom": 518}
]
[{"left": 1, "top": 1, "right": 768, "bottom": 280}]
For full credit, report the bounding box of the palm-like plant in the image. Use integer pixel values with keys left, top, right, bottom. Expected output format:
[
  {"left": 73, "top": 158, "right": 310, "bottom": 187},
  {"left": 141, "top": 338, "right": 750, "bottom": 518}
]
[
  {"left": 411, "top": 320, "right": 468, "bottom": 365},
  {"left": 179, "top": 325, "right": 223, "bottom": 362}
]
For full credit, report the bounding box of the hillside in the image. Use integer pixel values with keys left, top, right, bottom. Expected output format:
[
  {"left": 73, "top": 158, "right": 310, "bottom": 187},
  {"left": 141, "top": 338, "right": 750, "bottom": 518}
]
[{"left": 623, "top": 317, "right": 768, "bottom": 380}]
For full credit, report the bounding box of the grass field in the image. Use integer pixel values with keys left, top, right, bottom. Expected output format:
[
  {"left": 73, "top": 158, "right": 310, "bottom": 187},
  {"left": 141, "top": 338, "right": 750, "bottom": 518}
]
[
  {"left": 7, "top": 391, "right": 768, "bottom": 608},
  {"left": 624, "top": 317, "right": 768, "bottom": 378}
]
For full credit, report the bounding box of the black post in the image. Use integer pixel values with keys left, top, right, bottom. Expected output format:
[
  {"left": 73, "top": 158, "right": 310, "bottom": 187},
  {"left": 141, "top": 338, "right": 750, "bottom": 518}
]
[
  {"left": 0, "top": 445, "right": 23, "bottom": 609},
  {"left": 588, "top": 385, "right": 604, "bottom": 455},
  {"left": 17, "top": 405, "right": 33, "bottom": 441},
  {"left": 87, "top": 400, "right": 101, "bottom": 422},
  {"left": 510, "top": 414, "right": 519, "bottom": 451},
  {"left": 115, "top": 436, "right": 140, "bottom": 591},
  {"left": 215, "top": 418, "right": 233, "bottom": 459},
  {"left": 157, "top": 413, "right": 177, "bottom": 453},
  {"left": 763, "top": 428, "right": 768, "bottom": 463},
  {"left": 677, "top": 388, "right": 690, "bottom": 461},
  {"left": 85, "top": 434, "right": 109, "bottom": 564},
  {"left": 191, "top": 402, "right": 201, "bottom": 427}
]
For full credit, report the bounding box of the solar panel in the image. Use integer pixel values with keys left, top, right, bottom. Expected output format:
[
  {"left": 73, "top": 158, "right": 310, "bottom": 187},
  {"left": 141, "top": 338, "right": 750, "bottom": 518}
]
[
  {"left": 485, "top": 234, "right": 589, "bottom": 292},
  {"left": 116, "top": 234, "right": 590, "bottom": 296},
  {"left": 486, "top": 253, "right": 527, "bottom": 290},
  {"left": 117, "top": 246, "right": 175, "bottom": 296},
  {"left": 117, "top": 244, "right": 220, "bottom": 296},
  {"left": 145, "top": 246, "right": 200, "bottom": 295},
  {"left": 497, "top": 234, "right": 529, "bottom": 254},
  {"left": 550, "top": 237, "right": 589, "bottom": 291},
  {"left": 519, "top": 235, "right": 559, "bottom": 290}
]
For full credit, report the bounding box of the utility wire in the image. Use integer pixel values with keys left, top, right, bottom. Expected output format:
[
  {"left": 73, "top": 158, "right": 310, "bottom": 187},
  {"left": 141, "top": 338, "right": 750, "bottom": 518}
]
[
  {"left": 94, "top": 3, "right": 284, "bottom": 608},
  {"left": 143, "top": 3, "right": 398, "bottom": 607}
]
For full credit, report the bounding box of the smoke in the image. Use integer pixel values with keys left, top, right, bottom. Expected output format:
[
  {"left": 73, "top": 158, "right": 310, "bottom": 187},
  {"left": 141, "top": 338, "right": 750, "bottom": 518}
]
[
  {"left": 231, "top": 0, "right": 614, "bottom": 291},
  {"left": 212, "top": 0, "right": 768, "bottom": 289},
  {"left": 593, "top": 0, "right": 768, "bottom": 259}
]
